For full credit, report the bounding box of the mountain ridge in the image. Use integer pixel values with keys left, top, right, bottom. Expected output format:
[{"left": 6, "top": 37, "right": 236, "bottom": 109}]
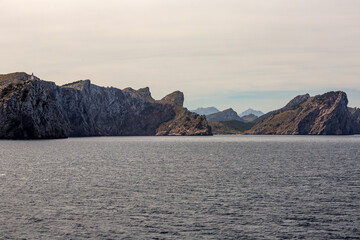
[
  {"left": 239, "top": 108, "right": 264, "bottom": 117},
  {"left": 0, "top": 72, "right": 211, "bottom": 139},
  {"left": 247, "top": 91, "right": 358, "bottom": 135},
  {"left": 206, "top": 108, "right": 242, "bottom": 122},
  {"left": 191, "top": 107, "right": 220, "bottom": 116}
]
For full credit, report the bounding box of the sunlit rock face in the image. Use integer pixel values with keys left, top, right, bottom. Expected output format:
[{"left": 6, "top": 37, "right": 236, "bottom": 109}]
[{"left": 247, "top": 91, "right": 356, "bottom": 135}]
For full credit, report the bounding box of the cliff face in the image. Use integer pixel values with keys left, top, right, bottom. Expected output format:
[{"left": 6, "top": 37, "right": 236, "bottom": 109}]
[
  {"left": 349, "top": 107, "right": 360, "bottom": 133},
  {"left": 247, "top": 91, "right": 356, "bottom": 135},
  {"left": 0, "top": 73, "right": 211, "bottom": 139},
  {"left": 0, "top": 80, "right": 68, "bottom": 139},
  {"left": 155, "top": 91, "right": 211, "bottom": 136}
]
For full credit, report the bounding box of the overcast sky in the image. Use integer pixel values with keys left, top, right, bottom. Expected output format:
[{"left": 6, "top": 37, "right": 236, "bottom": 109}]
[{"left": 1, "top": 0, "right": 360, "bottom": 113}]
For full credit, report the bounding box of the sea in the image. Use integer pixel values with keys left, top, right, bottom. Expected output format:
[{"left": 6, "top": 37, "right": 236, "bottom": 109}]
[{"left": 0, "top": 135, "right": 359, "bottom": 239}]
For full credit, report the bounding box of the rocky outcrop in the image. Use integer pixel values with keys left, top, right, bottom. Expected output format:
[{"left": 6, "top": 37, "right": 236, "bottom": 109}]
[
  {"left": 247, "top": 91, "right": 356, "bottom": 135},
  {"left": 206, "top": 108, "right": 242, "bottom": 122},
  {"left": 156, "top": 107, "right": 211, "bottom": 136},
  {"left": 0, "top": 72, "right": 211, "bottom": 139},
  {"left": 122, "top": 87, "right": 155, "bottom": 102},
  {"left": 161, "top": 91, "right": 184, "bottom": 106},
  {"left": 156, "top": 93, "right": 211, "bottom": 136}
]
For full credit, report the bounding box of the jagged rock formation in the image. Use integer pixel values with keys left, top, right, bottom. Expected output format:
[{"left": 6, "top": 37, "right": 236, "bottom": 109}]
[
  {"left": 122, "top": 87, "right": 155, "bottom": 102},
  {"left": 156, "top": 107, "right": 211, "bottom": 136},
  {"left": 0, "top": 72, "right": 211, "bottom": 139},
  {"left": 0, "top": 80, "right": 68, "bottom": 139},
  {"left": 206, "top": 108, "right": 242, "bottom": 122},
  {"left": 161, "top": 91, "right": 184, "bottom": 106},
  {"left": 239, "top": 108, "right": 264, "bottom": 117},
  {"left": 240, "top": 113, "right": 258, "bottom": 123},
  {"left": 155, "top": 92, "right": 211, "bottom": 136},
  {"left": 247, "top": 91, "right": 357, "bottom": 135},
  {"left": 191, "top": 107, "right": 220, "bottom": 116}
]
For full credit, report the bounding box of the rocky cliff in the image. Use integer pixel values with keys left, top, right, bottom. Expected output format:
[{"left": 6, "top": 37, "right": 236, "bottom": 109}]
[
  {"left": 247, "top": 91, "right": 357, "bottom": 135},
  {"left": 156, "top": 91, "right": 211, "bottom": 136},
  {"left": 0, "top": 72, "right": 211, "bottom": 139},
  {"left": 349, "top": 107, "right": 360, "bottom": 133}
]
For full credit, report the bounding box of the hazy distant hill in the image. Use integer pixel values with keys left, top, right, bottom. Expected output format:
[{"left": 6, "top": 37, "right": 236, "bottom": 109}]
[
  {"left": 191, "top": 107, "right": 220, "bottom": 115},
  {"left": 206, "top": 108, "right": 242, "bottom": 122},
  {"left": 240, "top": 114, "right": 258, "bottom": 122},
  {"left": 239, "top": 108, "right": 264, "bottom": 117}
]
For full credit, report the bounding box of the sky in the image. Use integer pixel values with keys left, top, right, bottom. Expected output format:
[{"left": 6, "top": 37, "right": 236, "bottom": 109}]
[{"left": 1, "top": 0, "right": 360, "bottom": 113}]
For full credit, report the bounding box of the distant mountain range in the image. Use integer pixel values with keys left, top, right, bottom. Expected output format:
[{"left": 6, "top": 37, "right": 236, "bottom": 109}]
[
  {"left": 191, "top": 107, "right": 220, "bottom": 115},
  {"left": 206, "top": 108, "right": 260, "bottom": 123},
  {"left": 203, "top": 92, "right": 360, "bottom": 135},
  {"left": 206, "top": 108, "right": 257, "bottom": 134},
  {"left": 192, "top": 107, "right": 264, "bottom": 118},
  {"left": 239, "top": 108, "right": 264, "bottom": 117}
]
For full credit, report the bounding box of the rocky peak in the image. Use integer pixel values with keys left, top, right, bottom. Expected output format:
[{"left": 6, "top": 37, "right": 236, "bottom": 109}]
[
  {"left": 222, "top": 108, "right": 237, "bottom": 115},
  {"left": 136, "top": 87, "right": 154, "bottom": 101},
  {"left": 247, "top": 91, "right": 355, "bottom": 135},
  {"left": 62, "top": 80, "right": 91, "bottom": 92},
  {"left": 0, "top": 72, "right": 37, "bottom": 88},
  {"left": 161, "top": 91, "right": 184, "bottom": 106},
  {"left": 239, "top": 108, "right": 264, "bottom": 117},
  {"left": 123, "top": 87, "right": 154, "bottom": 101},
  {"left": 284, "top": 93, "right": 310, "bottom": 110},
  {"left": 206, "top": 108, "right": 242, "bottom": 122}
]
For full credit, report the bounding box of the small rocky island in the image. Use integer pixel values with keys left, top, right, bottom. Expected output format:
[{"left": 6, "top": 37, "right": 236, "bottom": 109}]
[{"left": 0, "top": 72, "right": 211, "bottom": 139}]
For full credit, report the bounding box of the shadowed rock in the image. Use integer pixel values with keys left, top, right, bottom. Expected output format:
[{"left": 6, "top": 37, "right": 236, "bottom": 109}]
[{"left": 0, "top": 72, "right": 211, "bottom": 139}]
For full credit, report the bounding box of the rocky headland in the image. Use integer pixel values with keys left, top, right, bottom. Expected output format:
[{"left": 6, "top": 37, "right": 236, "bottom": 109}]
[
  {"left": 0, "top": 72, "right": 212, "bottom": 139},
  {"left": 247, "top": 91, "right": 360, "bottom": 135}
]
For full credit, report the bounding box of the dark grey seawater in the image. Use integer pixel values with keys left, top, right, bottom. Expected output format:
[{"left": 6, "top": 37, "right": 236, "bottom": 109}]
[{"left": 0, "top": 135, "right": 359, "bottom": 240}]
